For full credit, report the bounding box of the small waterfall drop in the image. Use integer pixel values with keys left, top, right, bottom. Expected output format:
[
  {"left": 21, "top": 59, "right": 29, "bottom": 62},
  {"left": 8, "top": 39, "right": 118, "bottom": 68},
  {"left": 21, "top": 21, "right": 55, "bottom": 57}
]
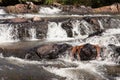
[
  {"left": 47, "top": 22, "right": 67, "bottom": 40},
  {"left": 0, "top": 24, "right": 18, "bottom": 43},
  {"left": 28, "top": 28, "right": 37, "bottom": 40},
  {"left": 98, "top": 20, "right": 104, "bottom": 29},
  {"left": 72, "top": 20, "right": 81, "bottom": 37}
]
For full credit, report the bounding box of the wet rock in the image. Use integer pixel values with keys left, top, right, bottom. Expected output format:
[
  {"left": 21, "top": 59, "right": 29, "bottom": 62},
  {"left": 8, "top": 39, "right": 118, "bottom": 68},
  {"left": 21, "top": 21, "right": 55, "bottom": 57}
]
[
  {"left": 71, "top": 43, "right": 100, "bottom": 61},
  {"left": 93, "top": 3, "right": 120, "bottom": 13},
  {"left": 80, "top": 44, "right": 98, "bottom": 60},
  {"left": 61, "top": 20, "right": 73, "bottom": 37},
  {"left": 87, "top": 29, "right": 104, "bottom": 38},
  {"left": 60, "top": 5, "right": 92, "bottom": 14},
  {"left": 9, "top": 18, "right": 28, "bottom": 23},
  {"left": 6, "top": 3, "right": 38, "bottom": 13},
  {"left": 36, "top": 43, "right": 72, "bottom": 59},
  {"left": 83, "top": 17, "right": 101, "bottom": 31},
  {"left": 27, "top": 43, "right": 72, "bottom": 60}
]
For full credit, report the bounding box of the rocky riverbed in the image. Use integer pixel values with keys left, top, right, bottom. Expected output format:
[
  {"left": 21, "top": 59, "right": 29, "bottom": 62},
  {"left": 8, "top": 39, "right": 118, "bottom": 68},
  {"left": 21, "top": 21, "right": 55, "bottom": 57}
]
[{"left": 0, "top": 3, "right": 120, "bottom": 80}]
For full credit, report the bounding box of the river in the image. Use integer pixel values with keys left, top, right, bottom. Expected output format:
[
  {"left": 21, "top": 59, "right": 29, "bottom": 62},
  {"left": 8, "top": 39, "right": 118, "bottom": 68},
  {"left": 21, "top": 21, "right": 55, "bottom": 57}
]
[{"left": 0, "top": 7, "right": 120, "bottom": 80}]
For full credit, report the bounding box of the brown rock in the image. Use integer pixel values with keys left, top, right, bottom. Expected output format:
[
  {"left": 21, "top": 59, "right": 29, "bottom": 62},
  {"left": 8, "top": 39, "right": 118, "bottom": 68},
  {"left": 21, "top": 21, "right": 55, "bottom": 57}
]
[
  {"left": 33, "top": 16, "right": 42, "bottom": 22},
  {"left": 6, "top": 2, "right": 38, "bottom": 13},
  {"left": 10, "top": 18, "right": 28, "bottom": 23},
  {"left": 36, "top": 43, "right": 72, "bottom": 59},
  {"left": 93, "top": 3, "right": 120, "bottom": 13}
]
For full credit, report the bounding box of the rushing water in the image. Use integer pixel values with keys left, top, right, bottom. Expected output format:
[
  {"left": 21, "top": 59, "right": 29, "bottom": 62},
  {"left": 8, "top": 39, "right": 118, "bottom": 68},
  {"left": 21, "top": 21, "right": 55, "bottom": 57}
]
[
  {"left": 0, "top": 7, "right": 120, "bottom": 80},
  {"left": 39, "top": 7, "right": 62, "bottom": 14}
]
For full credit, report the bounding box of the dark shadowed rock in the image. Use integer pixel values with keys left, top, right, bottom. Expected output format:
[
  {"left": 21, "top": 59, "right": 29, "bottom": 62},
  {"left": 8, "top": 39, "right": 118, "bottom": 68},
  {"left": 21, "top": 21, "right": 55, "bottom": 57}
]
[
  {"left": 87, "top": 29, "right": 104, "bottom": 38},
  {"left": 80, "top": 43, "right": 98, "bottom": 60},
  {"left": 61, "top": 20, "right": 73, "bottom": 37},
  {"left": 71, "top": 43, "right": 100, "bottom": 61}
]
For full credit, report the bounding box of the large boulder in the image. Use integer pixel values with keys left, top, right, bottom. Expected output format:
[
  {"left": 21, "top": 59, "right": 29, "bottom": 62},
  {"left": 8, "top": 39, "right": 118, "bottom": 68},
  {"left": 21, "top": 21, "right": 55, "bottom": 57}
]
[
  {"left": 71, "top": 43, "right": 101, "bottom": 61},
  {"left": 93, "top": 3, "right": 120, "bottom": 13},
  {"left": 26, "top": 43, "right": 72, "bottom": 59},
  {"left": 6, "top": 2, "right": 38, "bottom": 13}
]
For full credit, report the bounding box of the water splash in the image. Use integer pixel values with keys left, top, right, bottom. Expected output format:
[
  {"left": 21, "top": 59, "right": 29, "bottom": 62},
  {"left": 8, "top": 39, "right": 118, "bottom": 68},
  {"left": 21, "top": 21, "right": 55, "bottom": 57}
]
[
  {"left": 0, "top": 24, "right": 18, "bottom": 43},
  {"left": 85, "top": 36, "right": 119, "bottom": 46},
  {"left": 39, "top": 7, "right": 61, "bottom": 14},
  {"left": 28, "top": 28, "right": 37, "bottom": 40},
  {"left": 47, "top": 22, "right": 68, "bottom": 41},
  {"left": 0, "top": 9, "right": 6, "bottom": 14},
  {"left": 98, "top": 20, "right": 104, "bottom": 29},
  {"left": 72, "top": 20, "right": 81, "bottom": 37}
]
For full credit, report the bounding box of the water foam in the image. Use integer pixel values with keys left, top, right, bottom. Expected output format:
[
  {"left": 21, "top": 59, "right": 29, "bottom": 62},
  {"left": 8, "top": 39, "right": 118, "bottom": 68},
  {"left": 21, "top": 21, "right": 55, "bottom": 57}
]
[
  {"left": 0, "top": 24, "right": 19, "bottom": 43},
  {"left": 28, "top": 28, "right": 38, "bottom": 41},
  {"left": 0, "top": 9, "right": 6, "bottom": 14},
  {"left": 47, "top": 22, "right": 68, "bottom": 41},
  {"left": 85, "top": 36, "right": 119, "bottom": 46},
  {"left": 39, "top": 7, "right": 61, "bottom": 14}
]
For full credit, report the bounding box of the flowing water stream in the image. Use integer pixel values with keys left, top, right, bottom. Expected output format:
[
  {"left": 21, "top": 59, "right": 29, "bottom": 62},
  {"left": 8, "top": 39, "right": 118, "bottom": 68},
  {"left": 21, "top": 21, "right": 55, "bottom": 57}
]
[{"left": 0, "top": 8, "right": 120, "bottom": 80}]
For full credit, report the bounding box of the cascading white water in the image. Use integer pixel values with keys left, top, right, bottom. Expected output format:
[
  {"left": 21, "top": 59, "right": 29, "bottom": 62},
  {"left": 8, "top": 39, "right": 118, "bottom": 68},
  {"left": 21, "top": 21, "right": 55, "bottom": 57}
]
[
  {"left": 71, "top": 20, "right": 94, "bottom": 38},
  {"left": 39, "top": 7, "right": 61, "bottom": 14},
  {"left": 98, "top": 20, "right": 104, "bottom": 29},
  {"left": 72, "top": 20, "right": 81, "bottom": 37},
  {"left": 28, "top": 28, "right": 37, "bottom": 40},
  {"left": 85, "top": 36, "right": 119, "bottom": 46},
  {"left": 47, "top": 22, "right": 68, "bottom": 41},
  {"left": 103, "top": 29, "right": 120, "bottom": 35},
  {"left": 80, "top": 20, "right": 93, "bottom": 35},
  {"left": 0, "top": 9, "right": 6, "bottom": 14},
  {"left": 0, "top": 24, "right": 18, "bottom": 43}
]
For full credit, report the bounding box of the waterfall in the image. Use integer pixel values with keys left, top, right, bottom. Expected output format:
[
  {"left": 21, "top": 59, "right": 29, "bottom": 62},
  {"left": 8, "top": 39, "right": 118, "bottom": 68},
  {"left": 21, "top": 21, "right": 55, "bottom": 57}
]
[
  {"left": 0, "top": 24, "right": 18, "bottom": 43},
  {"left": 28, "top": 28, "right": 37, "bottom": 40},
  {"left": 0, "top": 16, "right": 120, "bottom": 43},
  {"left": 47, "top": 22, "right": 68, "bottom": 40}
]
